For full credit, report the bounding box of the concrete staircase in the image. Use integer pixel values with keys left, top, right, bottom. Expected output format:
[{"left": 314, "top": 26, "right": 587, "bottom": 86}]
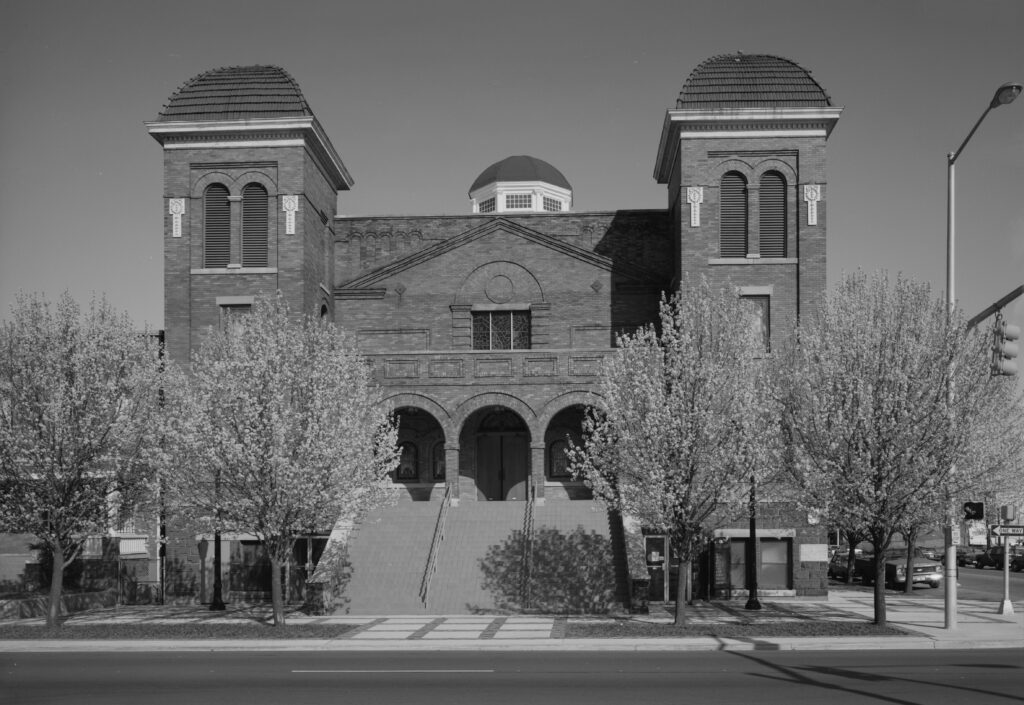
[
  {"left": 340, "top": 500, "right": 440, "bottom": 614},
  {"left": 427, "top": 502, "right": 527, "bottom": 613},
  {"left": 338, "top": 499, "right": 629, "bottom": 615}
]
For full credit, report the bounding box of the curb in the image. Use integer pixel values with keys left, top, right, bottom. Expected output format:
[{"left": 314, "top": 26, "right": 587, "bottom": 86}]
[{"left": 2, "top": 635, "right": 1021, "bottom": 653}]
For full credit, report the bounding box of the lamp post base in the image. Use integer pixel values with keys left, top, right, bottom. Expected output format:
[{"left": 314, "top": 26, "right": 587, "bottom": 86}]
[{"left": 998, "top": 599, "right": 1014, "bottom": 616}]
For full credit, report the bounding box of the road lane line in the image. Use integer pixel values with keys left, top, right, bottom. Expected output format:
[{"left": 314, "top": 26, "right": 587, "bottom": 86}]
[{"left": 292, "top": 670, "right": 495, "bottom": 674}]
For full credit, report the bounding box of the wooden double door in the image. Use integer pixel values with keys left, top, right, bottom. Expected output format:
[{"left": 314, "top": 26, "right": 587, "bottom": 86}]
[{"left": 476, "top": 432, "right": 529, "bottom": 501}]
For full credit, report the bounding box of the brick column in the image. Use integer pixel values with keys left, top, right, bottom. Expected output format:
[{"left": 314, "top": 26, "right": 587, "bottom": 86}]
[
  {"left": 445, "top": 444, "right": 460, "bottom": 502},
  {"left": 530, "top": 442, "right": 546, "bottom": 502}
]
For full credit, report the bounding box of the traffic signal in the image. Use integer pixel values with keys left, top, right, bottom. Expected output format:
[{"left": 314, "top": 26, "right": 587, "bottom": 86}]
[
  {"left": 963, "top": 502, "right": 984, "bottom": 520},
  {"left": 991, "top": 318, "right": 1020, "bottom": 376}
]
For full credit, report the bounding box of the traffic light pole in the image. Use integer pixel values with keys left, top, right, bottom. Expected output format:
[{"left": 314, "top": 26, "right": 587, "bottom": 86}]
[{"left": 966, "top": 285, "right": 1024, "bottom": 331}]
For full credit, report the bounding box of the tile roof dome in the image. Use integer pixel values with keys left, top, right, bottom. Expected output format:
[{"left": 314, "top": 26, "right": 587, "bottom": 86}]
[
  {"left": 156, "top": 65, "right": 314, "bottom": 121},
  {"left": 677, "top": 53, "right": 832, "bottom": 109},
  {"left": 470, "top": 155, "right": 572, "bottom": 193}
]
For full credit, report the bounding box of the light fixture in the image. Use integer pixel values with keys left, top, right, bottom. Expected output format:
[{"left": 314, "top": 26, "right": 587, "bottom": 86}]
[{"left": 990, "top": 82, "right": 1023, "bottom": 108}]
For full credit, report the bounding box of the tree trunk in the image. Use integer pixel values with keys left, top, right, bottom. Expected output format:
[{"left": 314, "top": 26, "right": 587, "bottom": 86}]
[
  {"left": 270, "top": 556, "right": 286, "bottom": 626},
  {"left": 873, "top": 555, "right": 887, "bottom": 627},
  {"left": 845, "top": 545, "right": 857, "bottom": 584},
  {"left": 47, "top": 541, "right": 64, "bottom": 628},
  {"left": 673, "top": 560, "right": 690, "bottom": 626}
]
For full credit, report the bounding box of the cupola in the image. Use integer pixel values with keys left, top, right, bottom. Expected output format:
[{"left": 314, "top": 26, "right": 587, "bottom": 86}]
[{"left": 469, "top": 155, "right": 572, "bottom": 214}]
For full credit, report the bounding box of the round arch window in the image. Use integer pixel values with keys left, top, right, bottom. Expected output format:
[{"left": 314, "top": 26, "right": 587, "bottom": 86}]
[
  {"left": 396, "top": 442, "right": 418, "bottom": 480},
  {"left": 548, "top": 439, "right": 572, "bottom": 479}
]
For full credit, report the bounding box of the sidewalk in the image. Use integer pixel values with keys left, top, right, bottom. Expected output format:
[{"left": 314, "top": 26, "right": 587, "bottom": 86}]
[{"left": 1, "top": 591, "right": 1021, "bottom": 652}]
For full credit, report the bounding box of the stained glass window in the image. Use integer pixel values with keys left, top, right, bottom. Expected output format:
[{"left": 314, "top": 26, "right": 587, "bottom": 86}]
[
  {"left": 396, "top": 442, "right": 418, "bottom": 480},
  {"left": 431, "top": 442, "right": 445, "bottom": 481},
  {"left": 548, "top": 439, "right": 571, "bottom": 478},
  {"left": 471, "top": 310, "right": 531, "bottom": 350}
]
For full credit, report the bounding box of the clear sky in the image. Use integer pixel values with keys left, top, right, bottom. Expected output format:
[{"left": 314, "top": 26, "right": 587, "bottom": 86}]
[{"left": 1, "top": 0, "right": 1022, "bottom": 332}]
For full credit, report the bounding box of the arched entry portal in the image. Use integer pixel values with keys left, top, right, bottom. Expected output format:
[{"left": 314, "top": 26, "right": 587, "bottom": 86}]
[{"left": 462, "top": 408, "right": 530, "bottom": 501}]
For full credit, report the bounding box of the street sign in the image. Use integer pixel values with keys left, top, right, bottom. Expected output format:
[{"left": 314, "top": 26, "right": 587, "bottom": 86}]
[{"left": 990, "top": 525, "right": 1024, "bottom": 536}]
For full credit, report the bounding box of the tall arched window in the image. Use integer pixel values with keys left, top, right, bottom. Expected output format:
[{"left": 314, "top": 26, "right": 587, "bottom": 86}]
[
  {"left": 719, "top": 172, "right": 748, "bottom": 258},
  {"left": 203, "top": 184, "right": 230, "bottom": 267},
  {"left": 241, "top": 183, "right": 268, "bottom": 267},
  {"left": 396, "top": 442, "right": 418, "bottom": 481},
  {"left": 759, "top": 171, "right": 787, "bottom": 258},
  {"left": 548, "top": 439, "right": 571, "bottom": 479},
  {"left": 431, "top": 442, "right": 446, "bottom": 481}
]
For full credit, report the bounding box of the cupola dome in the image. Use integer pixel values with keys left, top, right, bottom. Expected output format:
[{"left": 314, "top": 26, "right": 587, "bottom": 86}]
[{"left": 469, "top": 155, "right": 572, "bottom": 214}]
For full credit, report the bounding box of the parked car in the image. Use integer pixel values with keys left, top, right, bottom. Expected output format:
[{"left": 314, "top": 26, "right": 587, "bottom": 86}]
[
  {"left": 828, "top": 551, "right": 858, "bottom": 582},
  {"left": 975, "top": 546, "right": 1024, "bottom": 570},
  {"left": 858, "top": 549, "right": 943, "bottom": 589},
  {"left": 954, "top": 546, "right": 984, "bottom": 567},
  {"left": 1011, "top": 553, "right": 1024, "bottom": 572}
]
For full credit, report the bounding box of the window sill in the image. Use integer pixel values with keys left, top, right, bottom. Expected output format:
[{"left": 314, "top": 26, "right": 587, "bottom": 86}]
[
  {"left": 708, "top": 258, "right": 797, "bottom": 266},
  {"left": 191, "top": 267, "right": 278, "bottom": 274}
]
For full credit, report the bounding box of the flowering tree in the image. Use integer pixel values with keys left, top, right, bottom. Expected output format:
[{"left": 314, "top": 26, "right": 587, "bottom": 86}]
[
  {"left": 164, "top": 295, "right": 398, "bottom": 626},
  {"left": 0, "top": 293, "right": 167, "bottom": 627},
  {"left": 779, "top": 271, "right": 1024, "bottom": 625},
  {"left": 569, "top": 278, "right": 780, "bottom": 625}
]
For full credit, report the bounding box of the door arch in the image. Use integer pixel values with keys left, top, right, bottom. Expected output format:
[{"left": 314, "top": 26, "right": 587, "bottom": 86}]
[{"left": 461, "top": 407, "right": 530, "bottom": 501}]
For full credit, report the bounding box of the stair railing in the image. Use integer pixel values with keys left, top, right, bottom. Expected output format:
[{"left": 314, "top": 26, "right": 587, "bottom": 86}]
[
  {"left": 419, "top": 484, "right": 451, "bottom": 606},
  {"left": 520, "top": 487, "right": 536, "bottom": 609}
]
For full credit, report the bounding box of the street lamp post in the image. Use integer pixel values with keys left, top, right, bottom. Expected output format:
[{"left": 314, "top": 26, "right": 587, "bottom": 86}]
[
  {"left": 943, "top": 81, "right": 1021, "bottom": 630},
  {"left": 745, "top": 471, "right": 761, "bottom": 610}
]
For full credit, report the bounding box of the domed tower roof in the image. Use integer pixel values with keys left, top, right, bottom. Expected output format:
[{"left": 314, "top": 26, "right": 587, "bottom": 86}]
[
  {"left": 147, "top": 65, "right": 352, "bottom": 191},
  {"left": 654, "top": 53, "right": 841, "bottom": 184},
  {"left": 156, "top": 65, "right": 314, "bottom": 122},
  {"left": 470, "top": 155, "right": 572, "bottom": 193},
  {"left": 676, "top": 53, "right": 832, "bottom": 109},
  {"left": 469, "top": 156, "right": 573, "bottom": 214}
]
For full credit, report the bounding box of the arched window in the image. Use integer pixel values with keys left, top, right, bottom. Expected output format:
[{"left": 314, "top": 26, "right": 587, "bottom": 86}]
[
  {"left": 431, "top": 442, "right": 446, "bottom": 481},
  {"left": 759, "top": 171, "right": 787, "bottom": 258},
  {"left": 396, "top": 442, "right": 418, "bottom": 481},
  {"left": 319, "top": 303, "right": 329, "bottom": 318},
  {"left": 203, "top": 184, "right": 230, "bottom": 267},
  {"left": 719, "top": 172, "right": 748, "bottom": 257},
  {"left": 241, "top": 183, "right": 268, "bottom": 267},
  {"left": 548, "top": 439, "right": 571, "bottom": 479}
]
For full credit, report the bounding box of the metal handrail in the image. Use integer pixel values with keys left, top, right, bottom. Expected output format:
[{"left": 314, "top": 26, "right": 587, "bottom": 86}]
[
  {"left": 419, "top": 484, "right": 451, "bottom": 605},
  {"left": 521, "top": 490, "right": 535, "bottom": 609}
]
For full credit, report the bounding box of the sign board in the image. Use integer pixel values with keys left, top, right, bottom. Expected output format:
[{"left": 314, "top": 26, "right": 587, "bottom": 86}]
[{"left": 990, "top": 525, "right": 1024, "bottom": 536}]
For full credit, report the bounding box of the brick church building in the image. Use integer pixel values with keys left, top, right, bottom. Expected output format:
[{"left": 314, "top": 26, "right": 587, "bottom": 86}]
[{"left": 144, "top": 54, "right": 842, "bottom": 612}]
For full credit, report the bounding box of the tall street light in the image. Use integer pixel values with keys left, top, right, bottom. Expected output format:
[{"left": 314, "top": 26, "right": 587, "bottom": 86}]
[{"left": 943, "top": 81, "right": 1021, "bottom": 630}]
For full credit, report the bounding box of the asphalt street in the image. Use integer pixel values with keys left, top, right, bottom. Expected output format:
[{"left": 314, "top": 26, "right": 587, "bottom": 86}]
[{"left": 2, "top": 649, "right": 1020, "bottom": 705}]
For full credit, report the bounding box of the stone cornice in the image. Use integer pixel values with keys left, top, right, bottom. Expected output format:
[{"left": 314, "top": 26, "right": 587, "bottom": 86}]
[
  {"left": 654, "top": 106, "right": 843, "bottom": 184},
  {"left": 146, "top": 116, "right": 353, "bottom": 191}
]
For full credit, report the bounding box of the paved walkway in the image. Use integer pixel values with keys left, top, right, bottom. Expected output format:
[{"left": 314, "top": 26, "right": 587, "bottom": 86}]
[{"left": 2, "top": 591, "right": 1021, "bottom": 652}]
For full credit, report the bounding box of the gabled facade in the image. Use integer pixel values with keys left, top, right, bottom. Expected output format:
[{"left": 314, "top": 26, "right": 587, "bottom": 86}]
[{"left": 148, "top": 56, "right": 842, "bottom": 610}]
